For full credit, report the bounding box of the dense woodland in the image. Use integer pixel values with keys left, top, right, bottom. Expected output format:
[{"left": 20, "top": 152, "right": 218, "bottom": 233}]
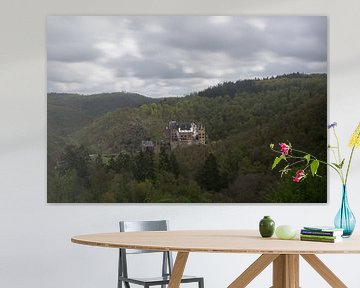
[{"left": 48, "top": 73, "right": 327, "bottom": 203}]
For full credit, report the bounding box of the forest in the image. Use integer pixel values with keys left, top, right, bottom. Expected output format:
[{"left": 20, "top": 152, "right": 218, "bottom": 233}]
[{"left": 48, "top": 73, "right": 327, "bottom": 203}]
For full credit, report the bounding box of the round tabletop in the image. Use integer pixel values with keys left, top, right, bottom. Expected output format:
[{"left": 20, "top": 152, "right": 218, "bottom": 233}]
[{"left": 71, "top": 230, "right": 360, "bottom": 254}]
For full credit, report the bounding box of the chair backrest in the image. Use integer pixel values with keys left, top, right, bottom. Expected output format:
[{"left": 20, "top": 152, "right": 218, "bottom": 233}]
[
  {"left": 120, "top": 220, "right": 168, "bottom": 232},
  {"left": 119, "top": 220, "right": 169, "bottom": 254},
  {"left": 118, "top": 220, "right": 174, "bottom": 282}
]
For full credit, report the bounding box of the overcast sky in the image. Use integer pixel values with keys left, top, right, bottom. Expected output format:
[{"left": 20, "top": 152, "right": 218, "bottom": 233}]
[{"left": 47, "top": 16, "right": 327, "bottom": 98}]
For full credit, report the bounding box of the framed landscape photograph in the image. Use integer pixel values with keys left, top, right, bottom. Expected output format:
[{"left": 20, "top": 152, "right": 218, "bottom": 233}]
[{"left": 47, "top": 16, "right": 327, "bottom": 203}]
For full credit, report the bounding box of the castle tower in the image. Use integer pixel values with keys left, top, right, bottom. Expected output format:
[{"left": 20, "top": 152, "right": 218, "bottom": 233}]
[{"left": 198, "top": 124, "right": 206, "bottom": 145}]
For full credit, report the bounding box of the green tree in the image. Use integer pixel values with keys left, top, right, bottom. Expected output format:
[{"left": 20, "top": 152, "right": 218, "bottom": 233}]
[
  {"left": 133, "top": 151, "right": 156, "bottom": 181},
  {"left": 59, "top": 144, "right": 90, "bottom": 179},
  {"left": 48, "top": 169, "right": 89, "bottom": 202},
  {"left": 169, "top": 152, "right": 180, "bottom": 178},
  {"left": 108, "top": 152, "right": 132, "bottom": 173},
  {"left": 158, "top": 147, "right": 170, "bottom": 171},
  {"left": 88, "top": 156, "right": 111, "bottom": 202},
  {"left": 197, "top": 153, "right": 222, "bottom": 192}
]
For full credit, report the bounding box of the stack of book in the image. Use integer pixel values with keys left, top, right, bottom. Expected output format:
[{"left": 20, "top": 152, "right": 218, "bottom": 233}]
[{"left": 300, "top": 226, "right": 344, "bottom": 243}]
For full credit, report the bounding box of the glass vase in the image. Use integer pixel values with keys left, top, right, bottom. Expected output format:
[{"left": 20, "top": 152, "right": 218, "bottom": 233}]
[{"left": 334, "top": 185, "right": 356, "bottom": 237}]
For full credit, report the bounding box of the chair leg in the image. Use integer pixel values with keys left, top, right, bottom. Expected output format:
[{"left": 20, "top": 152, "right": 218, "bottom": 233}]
[{"left": 199, "top": 278, "right": 204, "bottom": 288}]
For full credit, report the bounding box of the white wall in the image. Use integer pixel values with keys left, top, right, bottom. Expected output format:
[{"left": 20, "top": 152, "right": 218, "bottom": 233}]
[{"left": 1, "top": 0, "right": 360, "bottom": 287}]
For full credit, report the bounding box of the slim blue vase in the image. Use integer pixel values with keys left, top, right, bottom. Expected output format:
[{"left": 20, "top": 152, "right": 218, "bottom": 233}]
[{"left": 334, "top": 185, "right": 356, "bottom": 237}]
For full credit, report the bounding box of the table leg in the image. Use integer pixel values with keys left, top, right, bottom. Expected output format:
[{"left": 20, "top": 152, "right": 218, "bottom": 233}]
[
  {"left": 229, "top": 253, "right": 348, "bottom": 288},
  {"left": 301, "top": 254, "right": 347, "bottom": 288},
  {"left": 272, "top": 254, "right": 299, "bottom": 288},
  {"left": 228, "top": 254, "right": 279, "bottom": 288},
  {"left": 168, "top": 252, "right": 189, "bottom": 288}
]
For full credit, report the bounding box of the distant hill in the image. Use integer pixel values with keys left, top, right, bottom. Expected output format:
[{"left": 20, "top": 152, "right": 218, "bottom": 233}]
[
  {"left": 48, "top": 92, "right": 159, "bottom": 118},
  {"left": 197, "top": 72, "right": 322, "bottom": 98},
  {"left": 47, "top": 92, "right": 159, "bottom": 170},
  {"left": 75, "top": 74, "right": 327, "bottom": 155}
]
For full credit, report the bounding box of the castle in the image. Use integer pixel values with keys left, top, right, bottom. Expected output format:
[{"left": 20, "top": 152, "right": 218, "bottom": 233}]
[
  {"left": 140, "top": 121, "right": 206, "bottom": 152},
  {"left": 167, "top": 121, "right": 206, "bottom": 149}
]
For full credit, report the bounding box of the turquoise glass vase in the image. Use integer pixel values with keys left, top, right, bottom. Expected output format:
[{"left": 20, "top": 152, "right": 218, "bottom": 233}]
[{"left": 334, "top": 185, "right": 356, "bottom": 237}]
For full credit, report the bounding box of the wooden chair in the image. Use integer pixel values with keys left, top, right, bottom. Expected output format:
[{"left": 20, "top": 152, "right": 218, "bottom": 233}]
[{"left": 118, "top": 220, "right": 204, "bottom": 288}]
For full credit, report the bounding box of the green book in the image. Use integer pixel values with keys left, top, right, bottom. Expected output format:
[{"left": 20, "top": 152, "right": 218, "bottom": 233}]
[
  {"left": 300, "top": 234, "right": 339, "bottom": 240},
  {"left": 300, "top": 236, "right": 342, "bottom": 243}
]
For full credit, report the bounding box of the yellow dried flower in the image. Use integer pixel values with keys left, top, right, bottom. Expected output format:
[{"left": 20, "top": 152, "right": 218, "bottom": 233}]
[{"left": 349, "top": 122, "right": 360, "bottom": 147}]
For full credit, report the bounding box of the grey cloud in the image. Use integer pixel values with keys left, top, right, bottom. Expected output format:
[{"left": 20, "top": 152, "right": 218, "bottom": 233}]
[
  {"left": 47, "top": 17, "right": 102, "bottom": 63},
  {"left": 47, "top": 61, "right": 83, "bottom": 83},
  {"left": 47, "top": 44, "right": 100, "bottom": 62},
  {"left": 47, "top": 16, "right": 327, "bottom": 97},
  {"left": 263, "top": 17, "right": 327, "bottom": 62}
]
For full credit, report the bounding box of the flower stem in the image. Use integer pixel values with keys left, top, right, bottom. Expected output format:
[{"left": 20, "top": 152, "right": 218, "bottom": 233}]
[
  {"left": 330, "top": 147, "right": 338, "bottom": 164},
  {"left": 333, "top": 127, "right": 342, "bottom": 165},
  {"left": 345, "top": 129, "right": 360, "bottom": 185},
  {"left": 345, "top": 145, "right": 356, "bottom": 185},
  {"left": 286, "top": 159, "right": 306, "bottom": 168},
  {"left": 291, "top": 148, "right": 344, "bottom": 183},
  {"left": 333, "top": 127, "right": 345, "bottom": 181}
]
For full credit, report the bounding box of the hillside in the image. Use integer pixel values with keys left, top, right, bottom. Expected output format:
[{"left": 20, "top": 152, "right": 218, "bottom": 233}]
[
  {"left": 47, "top": 92, "right": 159, "bottom": 172},
  {"left": 48, "top": 73, "right": 327, "bottom": 203},
  {"left": 48, "top": 92, "right": 159, "bottom": 117},
  {"left": 75, "top": 74, "right": 326, "bottom": 154},
  {"left": 48, "top": 92, "right": 159, "bottom": 136}
]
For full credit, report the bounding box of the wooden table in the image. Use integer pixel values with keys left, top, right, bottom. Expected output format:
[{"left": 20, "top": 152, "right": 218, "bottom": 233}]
[{"left": 71, "top": 230, "right": 360, "bottom": 288}]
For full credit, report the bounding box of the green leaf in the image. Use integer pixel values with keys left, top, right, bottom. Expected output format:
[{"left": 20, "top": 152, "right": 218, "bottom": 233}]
[
  {"left": 332, "top": 162, "right": 341, "bottom": 169},
  {"left": 332, "top": 159, "right": 345, "bottom": 169},
  {"left": 304, "top": 154, "right": 311, "bottom": 164},
  {"left": 270, "top": 143, "right": 274, "bottom": 149},
  {"left": 310, "top": 160, "right": 320, "bottom": 176},
  {"left": 280, "top": 154, "right": 287, "bottom": 160},
  {"left": 339, "top": 159, "right": 345, "bottom": 169},
  {"left": 272, "top": 156, "right": 282, "bottom": 170}
]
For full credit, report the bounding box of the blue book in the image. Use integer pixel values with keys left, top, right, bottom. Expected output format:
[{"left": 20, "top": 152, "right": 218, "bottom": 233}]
[{"left": 302, "top": 226, "right": 343, "bottom": 236}]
